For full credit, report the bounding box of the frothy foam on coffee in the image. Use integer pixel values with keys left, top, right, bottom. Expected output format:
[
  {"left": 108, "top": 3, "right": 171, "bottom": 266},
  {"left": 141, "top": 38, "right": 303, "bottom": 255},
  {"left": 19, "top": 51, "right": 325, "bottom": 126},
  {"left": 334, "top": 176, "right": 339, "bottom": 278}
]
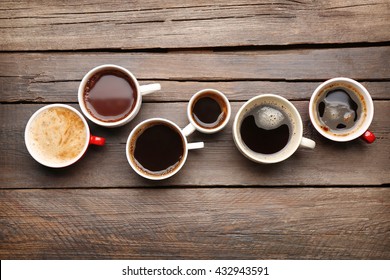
[
  {"left": 318, "top": 88, "right": 361, "bottom": 131},
  {"left": 253, "top": 106, "right": 286, "bottom": 130},
  {"left": 27, "top": 107, "right": 87, "bottom": 165},
  {"left": 240, "top": 103, "right": 292, "bottom": 155}
]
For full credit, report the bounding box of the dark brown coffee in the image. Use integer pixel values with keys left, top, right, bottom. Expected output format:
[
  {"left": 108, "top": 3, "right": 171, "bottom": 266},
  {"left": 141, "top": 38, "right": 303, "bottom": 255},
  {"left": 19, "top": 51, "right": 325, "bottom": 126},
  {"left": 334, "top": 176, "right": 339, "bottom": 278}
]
[
  {"left": 317, "top": 88, "right": 362, "bottom": 131},
  {"left": 240, "top": 105, "right": 291, "bottom": 154},
  {"left": 84, "top": 70, "right": 137, "bottom": 122},
  {"left": 191, "top": 92, "right": 227, "bottom": 129},
  {"left": 132, "top": 122, "right": 184, "bottom": 175}
]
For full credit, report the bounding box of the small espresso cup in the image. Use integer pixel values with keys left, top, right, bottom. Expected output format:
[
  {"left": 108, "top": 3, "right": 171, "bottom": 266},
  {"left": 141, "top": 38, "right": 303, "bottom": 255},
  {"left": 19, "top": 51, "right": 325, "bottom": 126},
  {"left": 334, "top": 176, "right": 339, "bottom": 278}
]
[
  {"left": 25, "top": 104, "right": 105, "bottom": 168},
  {"left": 126, "top": 118, "right": 204, "bottom": 180},
  {"left": 309, "top": 77, "right": 376, "bottom": 143},
  {"left": 233, "top": 94, "right": 315, "bottom": 164},
  {"left": 78, "top": 64, "right": 161, "bottom": 128},
  {"left": 183, "top": 89, "right": 231, "bottom": 135}
]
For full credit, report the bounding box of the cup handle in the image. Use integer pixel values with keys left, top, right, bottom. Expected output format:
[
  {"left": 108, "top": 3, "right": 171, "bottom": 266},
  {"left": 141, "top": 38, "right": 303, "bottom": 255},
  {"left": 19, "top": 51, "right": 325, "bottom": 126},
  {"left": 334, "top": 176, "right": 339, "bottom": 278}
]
[
  {"left": 139, "top": 83, "right": 161, "bottom": 96},
  {"left": 187, "top": 142, "right": 204, "bottom": 150},
  {"left": 361, "top": 130, "right": 376, "bottom": 143},
  {"left": 300, "top": 137, "right": 316, "bottom": 149},
  {"left": 182, "top": 123, "right": 196, "bottom": 137},
  {"left": 89, "top": 135, "right": 106, "bottom": 146}
]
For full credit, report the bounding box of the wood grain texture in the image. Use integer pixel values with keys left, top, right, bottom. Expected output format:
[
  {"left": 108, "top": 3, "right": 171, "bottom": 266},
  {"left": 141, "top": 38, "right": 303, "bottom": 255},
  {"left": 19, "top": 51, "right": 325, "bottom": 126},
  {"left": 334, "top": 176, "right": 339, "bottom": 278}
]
[
  {"left": 0, "top": 47, "right": 389, "bottom": 103},
  {"left": 1, "top": 102, "right": 389, "bottom": 188},
  {"left": 1, "top": 188, "right": 389, "bottom": 259},
  {"left": 1, "top": 0, "right": 390, "bottom": 50},
  {"left": 2, "top": 79, "right": 390, "bottom": 103},
  {"left": 1, "top": 1, "right": 390, "bottom": 261}
]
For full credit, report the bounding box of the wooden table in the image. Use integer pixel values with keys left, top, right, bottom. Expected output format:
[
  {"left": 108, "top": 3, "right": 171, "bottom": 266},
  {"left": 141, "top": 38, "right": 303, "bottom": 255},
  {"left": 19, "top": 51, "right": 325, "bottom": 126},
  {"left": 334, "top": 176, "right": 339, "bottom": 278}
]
[{"left": 1, "top": 1, "right": 389, "bottom": 259}]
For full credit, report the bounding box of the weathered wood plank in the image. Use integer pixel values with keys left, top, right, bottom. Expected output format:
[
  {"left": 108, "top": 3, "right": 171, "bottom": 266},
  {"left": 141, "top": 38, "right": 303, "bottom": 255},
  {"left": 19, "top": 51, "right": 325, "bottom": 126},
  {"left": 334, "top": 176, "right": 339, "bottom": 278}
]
[
  {"left": 1, "top": 187, "right": 389, "bottom": 259},
  {"left": 1, "top": 101, "right": 389, "bottom": 188},
  {"left": 1, "top": 79, "right": 389, "bottom": 103},
  {"left": 1, "top": 0, "right": 389, "bottom": 50},
  {"left": 1, "top": 48, "right": 389, "bottom": 80},
  {"left": 0, "top": 47, "right": 389, "bottom": 102}
]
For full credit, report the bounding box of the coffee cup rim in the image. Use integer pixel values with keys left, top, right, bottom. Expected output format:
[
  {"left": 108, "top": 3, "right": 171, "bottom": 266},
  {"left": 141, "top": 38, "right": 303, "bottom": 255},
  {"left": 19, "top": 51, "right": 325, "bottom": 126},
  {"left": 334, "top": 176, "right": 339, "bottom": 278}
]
[
  {"left": 233, "top": 94, "right": 303, "bottom": 164},
  {"left": 309, "top": 77, "right": 374, "bottom": 142},
  {"left": 25, "top": 104, "right": 90, "bottom": 168},
  {"left": 187, "top": 88, "right": 231, "bottom": 134},
  {"left": 78, "top": 64, "right": 142, "bottom": 128},
  {"left": 126, "top": 118, "right": 189, "bottom": 180}
]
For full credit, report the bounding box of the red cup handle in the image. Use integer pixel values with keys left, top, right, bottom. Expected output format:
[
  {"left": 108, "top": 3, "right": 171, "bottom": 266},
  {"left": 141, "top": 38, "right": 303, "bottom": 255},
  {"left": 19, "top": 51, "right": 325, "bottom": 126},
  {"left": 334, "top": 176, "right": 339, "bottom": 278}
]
[
  {"left": 89, "top": 135, "right": 106, "bottom": 146},
  {"left": 361, "top": 130, "right": 376, "bottom": 144}
]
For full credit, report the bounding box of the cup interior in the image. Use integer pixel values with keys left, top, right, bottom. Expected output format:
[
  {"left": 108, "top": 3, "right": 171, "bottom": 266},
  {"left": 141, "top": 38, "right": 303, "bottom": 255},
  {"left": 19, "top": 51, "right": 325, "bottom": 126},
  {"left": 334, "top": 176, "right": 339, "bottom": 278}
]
[
  {"left": 187, "top": 89, "right": 231, "bottom": 133},
  {"left": 25, "top": 104, "right": 90, "bottom": 168},
  {"left": 309, "top": 78, "right": 374, "bottom": 142},
  {"left": 126, "top": 118, "right": 188, "bottom": 180},
  {"left": 78, "top": 64, "right": 141, "bottom": 127},
  {"left": 233, "top": 94, "right": 303, "bottom": 164}
]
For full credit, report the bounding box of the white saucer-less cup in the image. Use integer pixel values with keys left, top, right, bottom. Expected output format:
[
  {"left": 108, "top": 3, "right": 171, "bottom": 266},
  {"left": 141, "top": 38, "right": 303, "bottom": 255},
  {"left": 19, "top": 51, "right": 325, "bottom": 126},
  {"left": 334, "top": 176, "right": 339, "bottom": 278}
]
[
  {"left": 183, "top": 89, "right": 231, "bottom": 136},
  {"left": 233, "top": 94, "right": 315, "bottom": 164},
  {"left": 78, "top": 64, "right": 161, "bottom": 128},
  {"left": 127, "top": 118, "right": 204, "bottom": 180}
]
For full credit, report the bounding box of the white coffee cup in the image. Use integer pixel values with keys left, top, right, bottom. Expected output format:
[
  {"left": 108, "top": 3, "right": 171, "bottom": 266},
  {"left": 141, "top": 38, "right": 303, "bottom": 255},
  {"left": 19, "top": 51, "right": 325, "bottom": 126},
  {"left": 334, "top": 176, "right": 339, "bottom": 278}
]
[
  {"left": 25, "top": 104, "right": 105, "bottom": 168},
  {"left": 309, "top": 77, "right": 376, "bottom": 143},
  {"left": 78, "top": 64, "right": 161, "bottom": 128},
  {"left": 126, "top": 118, "right": 204, "bottom": 180},
  {"left": 233, "top": 94, "right": 315, "bottom": 164},
  {"left": 183, "top": 89, "right": 231, "bottom": 135}
]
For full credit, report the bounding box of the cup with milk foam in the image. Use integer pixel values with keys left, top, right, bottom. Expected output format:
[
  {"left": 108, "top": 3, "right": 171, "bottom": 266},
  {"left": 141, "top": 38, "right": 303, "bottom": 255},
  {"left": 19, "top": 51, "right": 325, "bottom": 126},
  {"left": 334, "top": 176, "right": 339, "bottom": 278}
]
[
  {"left": 25, "top": 104, "right": 105, "bottom": 168},
  {"left": 233, "top": 94, "right": 315, "bottom": 164}
]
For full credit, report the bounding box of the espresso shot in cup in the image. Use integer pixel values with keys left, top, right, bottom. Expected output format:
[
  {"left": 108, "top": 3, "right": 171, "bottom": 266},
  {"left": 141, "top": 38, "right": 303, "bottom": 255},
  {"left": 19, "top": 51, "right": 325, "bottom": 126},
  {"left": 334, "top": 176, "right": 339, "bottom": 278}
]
[
  {"left": 78, "top": 64, "right": 161, "bottom": 128},
  {"left": 183, "top": 89, "right": 231, "bottom": 136},
  {"left": 127, "top": 118, "right": 204, "bottom": 180},
  {"left": 309, "top": 77, "right": 376, "bottom": 143},
  {"left": 233, "top": 94, "right": 315, "bottom": 164},
  {"left": 25, "top": 104, "right": 105, "bottom": 168}
]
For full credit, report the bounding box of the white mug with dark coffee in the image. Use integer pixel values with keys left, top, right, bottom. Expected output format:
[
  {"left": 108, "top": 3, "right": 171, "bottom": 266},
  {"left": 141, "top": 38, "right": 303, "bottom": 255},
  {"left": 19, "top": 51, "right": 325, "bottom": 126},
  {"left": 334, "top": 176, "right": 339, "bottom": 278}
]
[
  {"left": 126, "top": 118, "right": 204, "bottom": 180},
  {"left": 233, "top": 94, "right": 316, "bottom": 164},
  {"left": 309, "top": 77, "right": 376, "bottom": 143},
  {"left": 78, "top": 64, "right": 161, "bottom": 128},
  {"left": 183, "top": 89, "right": 231, "bottom": 135},
  {"left": 25, "top": 104, "right": 105, "bottom": 168}
]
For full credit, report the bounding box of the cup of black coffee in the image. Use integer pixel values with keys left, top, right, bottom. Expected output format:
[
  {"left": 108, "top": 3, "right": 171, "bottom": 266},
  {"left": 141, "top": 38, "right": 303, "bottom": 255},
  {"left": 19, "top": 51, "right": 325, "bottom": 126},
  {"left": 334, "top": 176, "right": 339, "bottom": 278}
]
[
  {"left": 309, "top": 77, "right": 376, "bottom": 143},
  {"left": 126, "top": 118, "right": 204, "bottom": 180},
  {"left": 233, "top": 94, "right": 315, "bottom": 164},
  {"left": 183, "top": 89, "right": 231, "bottom": 135},
  {"left": 78, "top": 64, "right": 161, "bottom": 127}
]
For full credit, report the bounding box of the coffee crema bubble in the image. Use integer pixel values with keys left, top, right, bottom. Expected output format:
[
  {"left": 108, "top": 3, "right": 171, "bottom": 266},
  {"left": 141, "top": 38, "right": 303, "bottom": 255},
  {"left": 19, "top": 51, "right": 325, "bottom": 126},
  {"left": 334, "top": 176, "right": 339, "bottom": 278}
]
[
  {"left": 84, "top": 70, "right": 137, "bottom": 122},
  {"left": 27, "top": 107, "right": 87, "bottom": 165},
  {"left": 317, "top": 88, "right": 362, "bottom": 131},
  {"left": 240, "top": 105, "right": 291, "bottom": 154}
]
